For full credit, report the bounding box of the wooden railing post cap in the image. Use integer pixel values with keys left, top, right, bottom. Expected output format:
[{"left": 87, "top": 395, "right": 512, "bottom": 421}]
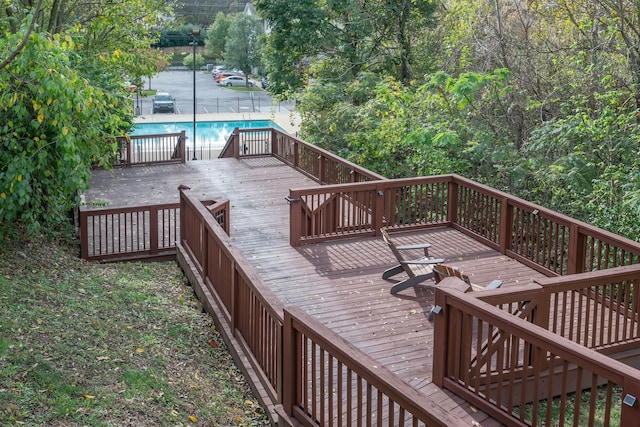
[{"left": 178, "top": 184, "right": 191, "bottom": 192}]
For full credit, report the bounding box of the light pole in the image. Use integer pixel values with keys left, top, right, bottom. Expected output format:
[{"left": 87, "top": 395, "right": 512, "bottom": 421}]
[{"left": 191, "top": 29, "right": 200, "bottom": 160}]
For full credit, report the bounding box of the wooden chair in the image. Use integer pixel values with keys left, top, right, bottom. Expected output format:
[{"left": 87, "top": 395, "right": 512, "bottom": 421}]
[
  {"left": 381, "top": 229, "right": 445, "bottom": 294},
  {"left": 428, "top": 264, "right": 503, "bottom": 321},
  {"left": 432, "top": 264, "right": 503, "bottom": 291}
]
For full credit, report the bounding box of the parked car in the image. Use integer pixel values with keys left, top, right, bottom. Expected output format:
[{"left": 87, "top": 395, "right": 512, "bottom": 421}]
[
  {"left": 124, "top": 81, "right": 137, "bottom": 92},
  {"left": 211, "top": 66, "right": 227, "bottom": 78},
  {"left": 152, "top": 92, "right": 175, "bottom": 113},
  {"left": 215, "top": 71, "right": 241, "bottom": 83},
  {"left": 218, "top": 75, "right": 256, "bottom": 87}
]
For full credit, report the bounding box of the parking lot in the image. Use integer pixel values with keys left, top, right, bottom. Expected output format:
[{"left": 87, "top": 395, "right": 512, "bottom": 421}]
[{"left": 132, "top": 70, "right": 296, "bottom": 116}]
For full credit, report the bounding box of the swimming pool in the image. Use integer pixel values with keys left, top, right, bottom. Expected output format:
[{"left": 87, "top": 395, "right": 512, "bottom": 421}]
[{"left": 131, "top": 120, "right": 283, "bottom": 148}]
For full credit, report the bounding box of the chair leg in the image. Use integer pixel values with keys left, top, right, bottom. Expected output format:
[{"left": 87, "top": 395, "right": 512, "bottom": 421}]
[
  {"left": 382, "top": 264, "right": 404, "bottom": 280},
  {"left": 390, "top": 272, "right": 435, "bottom": 295}
]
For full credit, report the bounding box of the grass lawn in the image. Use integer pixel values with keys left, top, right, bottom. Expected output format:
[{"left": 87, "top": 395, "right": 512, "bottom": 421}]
[
  {"left": 224, "top": 86, "right": 263, "bottom": 92},
  {"left": 0, "top": 235, "right": 269, "bottom": 426}
]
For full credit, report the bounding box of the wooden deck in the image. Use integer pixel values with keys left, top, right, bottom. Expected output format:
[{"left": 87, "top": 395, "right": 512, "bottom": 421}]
[{"left": 86, "top": 157, "right": 549, "bottom": 426}]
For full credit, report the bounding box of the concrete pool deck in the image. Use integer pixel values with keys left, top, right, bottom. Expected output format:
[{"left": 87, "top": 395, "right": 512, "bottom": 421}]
[{"left": 133, "top": 111, "right": 302, "bottom": 136}]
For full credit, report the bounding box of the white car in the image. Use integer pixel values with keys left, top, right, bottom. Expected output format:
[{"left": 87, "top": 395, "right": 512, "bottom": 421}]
[{"left": 218, "top": 75, "right": 255, "bottom": 87}]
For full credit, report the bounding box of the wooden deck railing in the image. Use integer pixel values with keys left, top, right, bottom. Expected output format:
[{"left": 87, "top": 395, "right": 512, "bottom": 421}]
[
  {"left": 78, "top": 194, "right": 228, "bottom": 263},
  {"left": 79, "top": 202, "right": 180, "bottom": 262},
  {"left": 179, "top": 187, "right": 284, "bottom": 405},
  {"left": 287, "top": 171, "right": 640, "bottom": 425},
  {"left": 289, "top": 174, "right": 640, "bottom": 275},
  {"left": 176, "top": 186, "right": 466, "bottom": 425},
  {"left": 85, "top": 130, "right": 640, "bottom": 425},
  {"left": 114, "top": 131, "right": 186, "bottom": 166},
  {"left": 219, "top": 128, "right": 385, "bottom": 184},
  {"left": 431, "top": 278, "right": 640, "bottom": 426},
  {"left": 476, "top": 265, "right": 640, "bottom": 354},
  {"left": 288, "top": 177, "right": 451, "bottom": 245},
  {"left": 283, "top": 307, "right": 454, "bottom": 427}
]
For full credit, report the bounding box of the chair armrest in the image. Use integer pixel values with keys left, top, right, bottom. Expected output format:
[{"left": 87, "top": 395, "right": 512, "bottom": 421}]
[
  {"left": 485, "top": 279, "right": 503, "bottom": 290},
  {"left": 400, "top": 258, "right": 445, "bottom": 265},
  {"left": 397, "top": 242, "right": 432, "bottom": 257},
  {"left": 395, "top": 243, "right": 431, "bottom": 251}
]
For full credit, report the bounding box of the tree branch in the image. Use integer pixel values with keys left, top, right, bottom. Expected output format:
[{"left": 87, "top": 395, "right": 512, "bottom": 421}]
[{"left": 0, "top": 0, "right": 45, "bottom": 72}]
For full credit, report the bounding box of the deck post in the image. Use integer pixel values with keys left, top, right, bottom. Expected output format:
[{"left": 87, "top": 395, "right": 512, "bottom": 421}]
[
  {"left": 288, "top": 190, "right": 302, "bottom": 247},
  {"left": 567, "top": 224, "right": 585, "bottom": 274},
  {"left": 318, "top": 155, "right": 325, "bottom": 184},
  {"left": 374, "top": 184, "right": 385, "bottom": 235},
  {"left": 149, "top": 206, "right": 158, "bottom": 255},
  {"left": 447, "top": 178, "right": 458, "bottom": 225},
  {"left": 126, "top": 136, "right": 132, "bottom": 166},
  {"left": 621, "top": 378, "right": 640, "bottom": 426},
  {"left": 499, "top": 196, "right": 511, "bottom": 255},
  {"left": 234, "top": 127, "right": 240, "bottom": 159},
  {"left": 178, "top": 185, "right": 190, "bottom": 248},
  {"left": 281, "top": 309, "right": 296, "bottom": 419},
  {"left": 180, "top": 130, "right": 186, "bottom": 163},
  {"left": 271, "top": 129, "right": 277, "bottom": 155},
  {"left": 79, "top": 210, "right": 89, "bottom": 259}
]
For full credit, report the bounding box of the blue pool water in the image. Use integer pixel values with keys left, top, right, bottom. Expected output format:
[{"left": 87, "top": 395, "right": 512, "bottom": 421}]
[{"left": 131, "top": 120, "right": 282, "bottom": 148}]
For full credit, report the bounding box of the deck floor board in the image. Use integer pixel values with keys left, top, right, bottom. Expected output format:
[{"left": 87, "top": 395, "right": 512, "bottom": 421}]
[{"left": 85, "top": 157, "right": 550, "bottom": 426}]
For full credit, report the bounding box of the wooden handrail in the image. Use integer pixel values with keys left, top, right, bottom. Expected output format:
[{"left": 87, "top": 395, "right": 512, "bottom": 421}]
[
  {"left": 219, "top": 127, "right": 386, "bottom": 183},
  {"left": 283, "top": 306, "right": 455, "bottom": 426},
  {"left": 114, "top": 131, "right": 185, "bottom": 166},
  {"left": 178, "top": 183, "right": 480, "bottom": 425},
  {"left": 433, "top": 279, "right": 640, "bottom": 426},
  {"left": 179, "top": 186, "right": 284, "bottom": 404},
  {"left": 78, "top": 202, "right": 180, "bottom": 262},
  {"left": 289, "top": 173, "right": 640, "bottom": 275}
]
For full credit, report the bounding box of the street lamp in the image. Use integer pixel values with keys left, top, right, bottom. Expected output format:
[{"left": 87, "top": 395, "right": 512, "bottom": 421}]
[{"left": 191, "top": 28, "right": 200, "bottom": 160}]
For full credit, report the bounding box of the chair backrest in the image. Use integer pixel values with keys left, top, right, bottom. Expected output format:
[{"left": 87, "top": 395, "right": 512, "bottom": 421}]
[
  {"left": 433, "top": 264, "right": 471, "bottom": 285},
  {"left": 381, "top": 228, "right": 417, "bottom": 277},
  {"left": 381, "top": 228, "right": 405, "bottom": 261}
]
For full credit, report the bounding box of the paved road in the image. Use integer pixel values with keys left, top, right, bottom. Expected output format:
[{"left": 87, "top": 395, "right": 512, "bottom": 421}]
[{"left": 131, "top": 70, "right": 296, "bottom": 116}]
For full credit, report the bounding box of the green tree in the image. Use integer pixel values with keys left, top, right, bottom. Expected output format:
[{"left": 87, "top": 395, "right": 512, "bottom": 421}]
[
  {"left": 516, "top": 92, "right": 640, "bottom": 236},
  {"left": 0, "top": 28, "right": 130, "bottom": 235},
  {"left": 223, "top": 13, "right": 262, "bottom": 79},
  {"left": 299, "top": 69, "right": 513, "bottom": 180},
  {"left": 255, "top": 0, "right": 437, "bottom": 96},
  {"left": 0, "top": 0, "right": 168, "bottom": 236},
  {"left": 205, "top": 12, "right": 232, "bottom": 62},
  {"left": 183, "top": 52, "right": 205, "bottom": 70}
]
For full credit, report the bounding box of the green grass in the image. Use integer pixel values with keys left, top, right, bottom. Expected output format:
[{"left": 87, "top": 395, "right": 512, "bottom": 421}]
[
  {"left": 0, "top": 235, "right": 268, "bottom": 426},
  {"left": 515, "top": 384, "right": 622, "bottom": 425},
  {"left": 225, "top": 86, "right": 263, "bottom": 92}
]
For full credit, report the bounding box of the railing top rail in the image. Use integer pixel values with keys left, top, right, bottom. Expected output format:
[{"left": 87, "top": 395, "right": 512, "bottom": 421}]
[
  {"left": 291, "top": 172, "right": 640, "bottom": 251},
  {"left": 453, "top": 175, "right": 640, "bottom": 250},
  {"left": 438, "top": 281, "right": 640, "bottom": 383},
  {"left": 259, "top": 127, "right": 387, "bottom": 181},
  {"left": 78, "top": 201, "right": 181, "bottom": 215},
  {"left": 535, "top": 263, "right": 640, "bottom": 289},
  {"left": 234, "top": 127, "right": 274, "bottom": 133},
  {"left": 121, "top": 132, "right": 185, "bottom": 139},
  {"left": 286, "top": 306, "right": 453, "bottom": 426},
  {"left": 456, "top": 264, "right": 640, "bottom": 307},
  {"left": 179, "top": 187, "right": 284, "bottom": 323},
  {"left": 289, "top": 174, "right": 454, "bottom": 195},
  {"left": 469, "top": 282, "right": 543, "bottom": 306}
]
